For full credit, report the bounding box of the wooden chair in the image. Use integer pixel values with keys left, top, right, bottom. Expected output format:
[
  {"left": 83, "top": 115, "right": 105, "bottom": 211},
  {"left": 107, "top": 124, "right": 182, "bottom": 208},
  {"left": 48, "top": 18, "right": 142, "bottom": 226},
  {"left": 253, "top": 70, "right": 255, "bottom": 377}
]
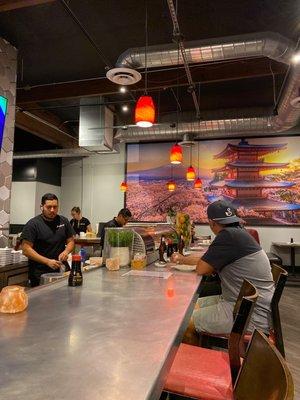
[
  {"left": 163, "top": 330, "right": 294, "bottom": 400},
  {"left": 269, "top": 263, "right": 287, "bottom": 357},
  {"left": 234, "top": 330, "right": 294, "bottom": 400},
  {"left": 163, "top": 280, "right": 258, "bottom": 399}
]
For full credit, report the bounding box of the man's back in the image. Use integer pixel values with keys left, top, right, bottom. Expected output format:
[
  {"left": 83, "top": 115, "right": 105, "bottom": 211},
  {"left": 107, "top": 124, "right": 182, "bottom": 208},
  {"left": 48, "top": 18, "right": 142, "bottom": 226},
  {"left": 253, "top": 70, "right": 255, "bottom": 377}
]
[{"left": 202, "top": 226, "right": 274, "bottom": 332}]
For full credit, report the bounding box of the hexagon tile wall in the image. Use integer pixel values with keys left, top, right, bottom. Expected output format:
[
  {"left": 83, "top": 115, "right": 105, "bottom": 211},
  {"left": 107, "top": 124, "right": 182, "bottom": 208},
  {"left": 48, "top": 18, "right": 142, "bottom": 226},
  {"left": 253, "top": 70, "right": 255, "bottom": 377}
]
[{"left": 0, "top": 38, "right": 17, "bottom": 247}]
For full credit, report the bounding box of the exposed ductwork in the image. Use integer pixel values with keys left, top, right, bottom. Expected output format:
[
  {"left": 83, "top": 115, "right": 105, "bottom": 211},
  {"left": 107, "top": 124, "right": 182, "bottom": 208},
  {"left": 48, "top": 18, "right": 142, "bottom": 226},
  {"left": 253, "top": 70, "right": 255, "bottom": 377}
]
[
  {"left": 113, "top": 31, "right": 300, "bottom": 142},
  {"left": 13, "top": 147, "right": 120, "bottom": 159},
  {"left": 116, "top": 32, "right": 294, "bottom": 69}
]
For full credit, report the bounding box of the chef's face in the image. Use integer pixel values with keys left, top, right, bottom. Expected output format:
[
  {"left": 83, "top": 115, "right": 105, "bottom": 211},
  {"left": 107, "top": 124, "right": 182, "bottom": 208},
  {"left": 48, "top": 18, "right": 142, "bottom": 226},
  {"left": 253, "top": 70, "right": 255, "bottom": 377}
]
[{"left": 41, "top": 200, "right": 58, "bottom": 220}]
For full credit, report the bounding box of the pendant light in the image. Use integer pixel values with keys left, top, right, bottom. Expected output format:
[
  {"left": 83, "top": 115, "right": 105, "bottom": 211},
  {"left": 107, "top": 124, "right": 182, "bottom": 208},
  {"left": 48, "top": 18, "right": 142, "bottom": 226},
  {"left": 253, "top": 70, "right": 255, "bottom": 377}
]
[
  {"left": 169, "top": 41, "right": 183, "bottom": 164},
  {"left": 186, "top": 147, "right": 196, "bottom": 181},
  {"left": 167, "top": 164, "right": 176, "bottom": 191},
  {"left": 166, "top": 180, "right": 176, "bottom": 191},
  {"left": 194, "top": 141, "right": 202, "bottom": 189},
  {"left": 170, "top": 143, "right": 183, "bottom": 164},
  {"left": 120, "top": 181, "right": 128, "bottom": 192},
  {"left": 134, "top": 1, "right": 155, "bottom": 127}
]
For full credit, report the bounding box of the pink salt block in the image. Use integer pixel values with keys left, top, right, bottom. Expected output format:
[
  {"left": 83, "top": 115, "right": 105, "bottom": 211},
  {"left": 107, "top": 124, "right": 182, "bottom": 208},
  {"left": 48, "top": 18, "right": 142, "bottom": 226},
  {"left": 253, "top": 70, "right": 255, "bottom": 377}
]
[
  {"left": 106, "top": 257, "right": 120, "bottom": 271},
  {"left": 0, "top": 285, "right": 28, "bottom": 314}
]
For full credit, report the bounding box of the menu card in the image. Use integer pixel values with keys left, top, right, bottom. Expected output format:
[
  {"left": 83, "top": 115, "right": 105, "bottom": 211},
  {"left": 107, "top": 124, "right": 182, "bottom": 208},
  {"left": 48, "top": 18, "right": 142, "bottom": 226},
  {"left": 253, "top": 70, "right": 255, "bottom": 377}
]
[{"left": 122, "top": 270, "right": 173, "bottom": 279}]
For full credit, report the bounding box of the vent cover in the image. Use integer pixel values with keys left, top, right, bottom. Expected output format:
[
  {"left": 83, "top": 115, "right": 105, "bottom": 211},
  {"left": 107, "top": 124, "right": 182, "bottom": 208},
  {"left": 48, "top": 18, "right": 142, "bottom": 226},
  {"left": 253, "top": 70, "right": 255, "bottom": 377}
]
[{"left": 106, "top": 67, "right": 141, "bottom": 85}]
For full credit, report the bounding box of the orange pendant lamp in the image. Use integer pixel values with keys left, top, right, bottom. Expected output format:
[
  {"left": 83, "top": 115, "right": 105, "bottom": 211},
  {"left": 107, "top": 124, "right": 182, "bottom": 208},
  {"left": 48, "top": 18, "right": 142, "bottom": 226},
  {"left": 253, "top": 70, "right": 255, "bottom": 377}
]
[
  {"left": 194, "top": 177, "right": 202, "bottom": 189},
  {"left": 186, "top": 166, "right": 196, "bottom": 181},
  {"left": 120, "top": 181, "right": 128, "bottom": 192},
  {"left": 194, "top": 142, "right": 202, "bottom": 188},
  {"left": 166, "top": 180, "right": 176, "bottom": 192},
  {"left": 170, "top": 143, "right": 183, "bottom": 164},
  {"left": 186, "top": 146, "right": 196, "bottom": 181},
  {"left": 135, "top": 95, "right": 155, "bottom": 127}
]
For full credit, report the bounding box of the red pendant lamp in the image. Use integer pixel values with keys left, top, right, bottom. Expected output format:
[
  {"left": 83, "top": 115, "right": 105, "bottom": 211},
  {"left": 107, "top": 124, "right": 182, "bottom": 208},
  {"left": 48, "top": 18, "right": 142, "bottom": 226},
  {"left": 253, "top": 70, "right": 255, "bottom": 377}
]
[
  {"left": 135, "top": 95, "right": 155, "bottom": 127},
  {"left": 170, "top": 143, "right": 183, "bottom": 164},
  {"left": 166, "top": 180, "right": 176, "bottom": 192},
  {"left": 186, "top": 147, "right": 196, "bottom": 181},
  {"left": 186, "top": 166, "right": 196, "bottom": 181},
  {"left": 194, "top": 177, "right": 202, "bottom": 189},
  {"left": 134, "top": 3, "right": 155, "bottom": 128},
  {"left": 120, "top": 181, "right": 128, "bottom": 192},
  {"left": 194, "top": 142, "right": 202, "bottom": 189}
]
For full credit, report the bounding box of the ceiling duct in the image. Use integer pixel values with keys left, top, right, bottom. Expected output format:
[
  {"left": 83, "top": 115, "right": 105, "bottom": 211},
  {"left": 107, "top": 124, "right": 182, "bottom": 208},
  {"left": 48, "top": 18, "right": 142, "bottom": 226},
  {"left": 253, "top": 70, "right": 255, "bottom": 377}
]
[
  {"left": 113, "top": 32, "right": 300, "bottom": 141},
  {"left": 79, "top": 97, "right": 115, "bottom": 152},
  {"left": 116, "top": 31, "right": 294, "bottom": 69}
]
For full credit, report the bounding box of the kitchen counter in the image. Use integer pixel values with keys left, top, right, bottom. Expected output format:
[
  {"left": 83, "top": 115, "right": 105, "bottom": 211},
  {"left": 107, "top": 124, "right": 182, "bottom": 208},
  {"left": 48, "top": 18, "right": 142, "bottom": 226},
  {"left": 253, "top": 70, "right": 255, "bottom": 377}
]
[{"left": 0, "top": 265, "right": 201, "bottom": 400}]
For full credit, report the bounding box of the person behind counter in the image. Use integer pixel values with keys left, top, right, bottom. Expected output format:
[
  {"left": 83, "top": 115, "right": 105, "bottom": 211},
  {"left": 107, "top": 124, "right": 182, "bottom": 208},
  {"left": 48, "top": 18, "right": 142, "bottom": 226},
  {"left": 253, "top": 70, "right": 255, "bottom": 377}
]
[
  {"left": 21, "top": 193, "right": 75, "bottom": 287},
  {"left": 171, "top": 200, "right": 274, "bottom": 345},
  {"left": 70, "top": 206, "right": 92, "bottom": 235},
  {"left": 100, "top": 208, "right": 132, "bottom": 248}
]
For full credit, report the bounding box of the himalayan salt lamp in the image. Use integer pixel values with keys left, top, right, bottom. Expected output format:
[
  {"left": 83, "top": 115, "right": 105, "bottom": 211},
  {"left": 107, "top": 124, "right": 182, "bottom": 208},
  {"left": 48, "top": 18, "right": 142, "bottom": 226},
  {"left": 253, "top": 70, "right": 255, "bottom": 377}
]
[
  {"left": 106, "top": 257, "right": 120, "bottom": 271},
  {"left": 0, "top": 285, "right": 28, "bottom": 314}
]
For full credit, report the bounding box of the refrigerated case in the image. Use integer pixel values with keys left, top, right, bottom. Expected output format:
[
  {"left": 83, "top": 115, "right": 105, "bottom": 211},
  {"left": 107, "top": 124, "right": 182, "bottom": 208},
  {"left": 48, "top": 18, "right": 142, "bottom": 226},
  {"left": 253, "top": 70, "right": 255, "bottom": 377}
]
[{"left": 128, "top": 223, "right": 177, "bottom": 265}]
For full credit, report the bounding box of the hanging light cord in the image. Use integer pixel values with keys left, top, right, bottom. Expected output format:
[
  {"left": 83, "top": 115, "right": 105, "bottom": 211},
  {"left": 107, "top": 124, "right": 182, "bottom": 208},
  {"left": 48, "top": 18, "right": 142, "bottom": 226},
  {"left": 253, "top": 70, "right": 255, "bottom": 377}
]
[
  {"left": 190, "top": 145, "right": 192, "bottom": 166},
  {"left": 144, "top": 0, "right": 148, "bottom": 94},
  {"left": 197, "top": 141, "right": 200, "bottom": 176}
]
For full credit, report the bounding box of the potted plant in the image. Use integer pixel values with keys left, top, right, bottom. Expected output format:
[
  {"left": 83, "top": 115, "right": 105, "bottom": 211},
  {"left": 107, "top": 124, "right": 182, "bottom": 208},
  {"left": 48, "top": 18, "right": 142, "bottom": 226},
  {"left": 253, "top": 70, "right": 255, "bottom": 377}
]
[
  {"left": 167, "top": 206, "right": 177, "bottom": 224},
  {"left": 107, "top": 228, "right": 134, "bottom": 267}
]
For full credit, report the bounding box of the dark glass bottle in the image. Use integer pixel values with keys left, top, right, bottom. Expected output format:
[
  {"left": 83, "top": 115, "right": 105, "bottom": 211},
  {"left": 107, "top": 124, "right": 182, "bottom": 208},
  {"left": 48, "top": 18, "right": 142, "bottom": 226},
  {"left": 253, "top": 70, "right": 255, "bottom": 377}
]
[
  {"left": 68, "top": 254, "right": 83, "bottom": 287},
  {"left": 166, "top": 239, "right": 174, "bottom": 258},
  {"left": 159, "top": 235, "right": 166, "bottom": 262},
  {"left": 178, "top": 235, "right": 185, "bottom": 255}
]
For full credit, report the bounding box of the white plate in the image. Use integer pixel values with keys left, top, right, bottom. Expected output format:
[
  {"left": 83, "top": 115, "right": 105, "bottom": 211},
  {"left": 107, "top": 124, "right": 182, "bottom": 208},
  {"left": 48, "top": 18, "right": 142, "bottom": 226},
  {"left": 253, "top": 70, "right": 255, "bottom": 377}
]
[
  {"left": 190, "top": 246, "right": 206, "bottom": 251},
  {"left": 171, "top": 264, "right": 196, "bottom": 272}
]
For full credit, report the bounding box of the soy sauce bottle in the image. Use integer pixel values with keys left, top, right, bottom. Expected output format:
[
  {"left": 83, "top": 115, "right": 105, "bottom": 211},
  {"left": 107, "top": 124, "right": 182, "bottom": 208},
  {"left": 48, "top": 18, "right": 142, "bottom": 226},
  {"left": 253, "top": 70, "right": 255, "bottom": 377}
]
[
  {"left": 166, "top": 239, "right": 174, "bottom": 258},
  {"left": 68, "top": 254, "right": 83, "bottom": 287},
  {"left": 159, "top": 235, "right": 167, "bottom": 262}
]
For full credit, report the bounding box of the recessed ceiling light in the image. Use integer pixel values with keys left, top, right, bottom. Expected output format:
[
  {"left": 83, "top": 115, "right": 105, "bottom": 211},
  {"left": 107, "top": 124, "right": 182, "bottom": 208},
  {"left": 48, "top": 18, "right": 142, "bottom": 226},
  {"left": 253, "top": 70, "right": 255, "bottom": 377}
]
[
  {"left": 122, "top": 105, "right": 129, "bottom": 112},
  {"left": 119, "top": 86, "right": 127, "bottom": 93},
  {"left": 291, "top": 53, "right": 300, "bottom": 64}
]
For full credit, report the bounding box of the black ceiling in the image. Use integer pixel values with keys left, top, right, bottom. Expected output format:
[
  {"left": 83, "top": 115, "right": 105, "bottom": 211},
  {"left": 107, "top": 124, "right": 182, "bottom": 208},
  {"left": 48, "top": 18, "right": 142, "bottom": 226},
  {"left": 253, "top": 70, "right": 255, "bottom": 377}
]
[{"left": 0, "top": 0, "right": 299, "bottom": 148}]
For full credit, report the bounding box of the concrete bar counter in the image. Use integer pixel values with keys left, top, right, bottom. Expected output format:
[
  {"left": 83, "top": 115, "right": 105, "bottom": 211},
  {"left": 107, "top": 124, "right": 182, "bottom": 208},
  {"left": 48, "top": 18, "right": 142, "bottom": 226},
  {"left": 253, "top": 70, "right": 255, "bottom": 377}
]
[{"left": 0, "top": 266, "right": 201, "bottom": 400}]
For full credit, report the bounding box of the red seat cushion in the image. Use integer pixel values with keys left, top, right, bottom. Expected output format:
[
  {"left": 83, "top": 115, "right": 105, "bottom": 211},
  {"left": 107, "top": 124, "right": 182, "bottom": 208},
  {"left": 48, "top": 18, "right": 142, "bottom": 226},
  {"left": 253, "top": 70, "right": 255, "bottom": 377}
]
[{"left": 164, "top": 343, "right": 234, "bottom": 400}]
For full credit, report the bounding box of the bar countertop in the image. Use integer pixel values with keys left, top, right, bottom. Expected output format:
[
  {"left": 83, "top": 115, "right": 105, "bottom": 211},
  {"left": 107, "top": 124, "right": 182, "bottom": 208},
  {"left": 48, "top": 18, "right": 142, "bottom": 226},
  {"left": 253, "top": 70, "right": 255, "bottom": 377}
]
[{"left": 0, "top": 266, "right": 201, "bottom": 400}]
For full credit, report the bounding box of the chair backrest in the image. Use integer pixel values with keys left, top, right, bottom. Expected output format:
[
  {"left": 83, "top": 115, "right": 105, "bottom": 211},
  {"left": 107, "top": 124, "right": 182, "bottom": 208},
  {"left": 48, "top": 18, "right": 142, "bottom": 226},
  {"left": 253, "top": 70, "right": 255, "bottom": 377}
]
[
  {"left": 246, "top": 228, "right": 260, "bottom": 245},
  {"left": 271, "top": 263, "right": 288, "bottom": 358},
  {"left": 97, "top": 222, "right": 106, "bottom": 238},
  {"left": 234, "top": 330, "right": 294, "bottom": 399},
  {"left": 229, "top": 280, "right": 258, "bottom": 383}
]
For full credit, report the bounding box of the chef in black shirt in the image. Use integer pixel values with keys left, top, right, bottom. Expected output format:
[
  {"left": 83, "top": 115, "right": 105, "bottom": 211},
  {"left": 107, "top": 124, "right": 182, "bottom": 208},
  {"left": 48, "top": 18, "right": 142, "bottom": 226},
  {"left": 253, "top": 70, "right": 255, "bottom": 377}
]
[
  {"left": 100, "top": 208, "right": 132, "bottom": 248},
  {"left": 21, "top": 193, "right": 75, "bottom": 287},
  {"left": 70, "top": 206, "right": 92, "bottom": 235}
]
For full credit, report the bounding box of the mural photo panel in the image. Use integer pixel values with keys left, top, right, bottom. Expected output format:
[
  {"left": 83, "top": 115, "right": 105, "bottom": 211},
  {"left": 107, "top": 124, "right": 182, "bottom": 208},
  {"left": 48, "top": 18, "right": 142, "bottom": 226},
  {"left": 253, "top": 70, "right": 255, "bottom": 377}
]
[{"left": 125, "top": 137, "right": 300, "bottom": 226}]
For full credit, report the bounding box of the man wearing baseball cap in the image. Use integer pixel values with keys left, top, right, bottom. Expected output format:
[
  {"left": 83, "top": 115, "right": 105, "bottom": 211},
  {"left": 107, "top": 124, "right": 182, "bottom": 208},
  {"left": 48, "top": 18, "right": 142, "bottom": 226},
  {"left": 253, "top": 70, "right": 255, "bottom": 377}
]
[{"left": 171, "top": 200, "right": 274, "bottom": 345}]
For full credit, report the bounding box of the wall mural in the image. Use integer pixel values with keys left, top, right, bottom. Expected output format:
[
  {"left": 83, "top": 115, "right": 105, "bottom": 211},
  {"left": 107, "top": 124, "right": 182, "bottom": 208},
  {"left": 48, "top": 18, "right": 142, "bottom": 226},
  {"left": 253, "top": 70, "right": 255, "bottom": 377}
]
[{"left": 125, "top": 137, "right": 300, "bottom": 226}]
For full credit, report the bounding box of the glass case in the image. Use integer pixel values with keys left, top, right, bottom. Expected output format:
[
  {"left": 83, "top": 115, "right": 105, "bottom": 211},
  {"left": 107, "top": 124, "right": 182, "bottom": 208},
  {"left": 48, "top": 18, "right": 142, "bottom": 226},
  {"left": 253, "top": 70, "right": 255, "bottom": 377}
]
[{"left": 127, "top": 223, "right": 177, "bottom": 265}]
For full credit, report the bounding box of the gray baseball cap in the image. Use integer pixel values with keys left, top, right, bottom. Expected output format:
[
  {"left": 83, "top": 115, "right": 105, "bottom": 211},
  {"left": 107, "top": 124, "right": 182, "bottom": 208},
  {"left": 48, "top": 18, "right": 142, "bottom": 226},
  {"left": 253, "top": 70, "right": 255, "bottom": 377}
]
[{"left": 207, "top": 200, "right": 242, "bottom": 224}]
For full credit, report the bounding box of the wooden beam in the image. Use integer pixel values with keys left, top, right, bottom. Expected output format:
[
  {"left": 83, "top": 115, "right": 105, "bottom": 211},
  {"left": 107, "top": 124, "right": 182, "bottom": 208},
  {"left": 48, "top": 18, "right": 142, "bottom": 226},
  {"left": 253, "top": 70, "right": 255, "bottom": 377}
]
[
  {"left": 0, "top": 0, "right": 55, "bottom": 12},
  {"left": 15, "top": 110, "right": 78, "bottom": 148},
  {"left": 17, "top": 58, "right": 286, "bottom": 105}
]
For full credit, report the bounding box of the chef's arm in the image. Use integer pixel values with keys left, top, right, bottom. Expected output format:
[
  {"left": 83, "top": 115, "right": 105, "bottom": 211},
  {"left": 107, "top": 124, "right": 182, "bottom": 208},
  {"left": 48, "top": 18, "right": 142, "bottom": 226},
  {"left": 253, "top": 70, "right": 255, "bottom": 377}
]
[
  {"left": 65, "top": 237, "right": 75, "bottom": 254},
  {"left": 21, "top": 240, "right": 61, "bottom": 269}
]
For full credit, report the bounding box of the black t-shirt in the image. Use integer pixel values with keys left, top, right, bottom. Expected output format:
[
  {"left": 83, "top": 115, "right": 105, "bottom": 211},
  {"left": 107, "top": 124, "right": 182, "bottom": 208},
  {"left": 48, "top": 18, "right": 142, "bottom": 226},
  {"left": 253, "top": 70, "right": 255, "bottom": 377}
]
[
  {"left": 100, "top": 218, "right": 122, "bottom": 248},
  {"left": 21, "top": 215, "right": 74, "bottom": 265},
  {"left": 201, "top": 226, "right": 261, "bottom": 272},
  {"left": 70, "top": 217, "right": 91, "bottom": 235}
]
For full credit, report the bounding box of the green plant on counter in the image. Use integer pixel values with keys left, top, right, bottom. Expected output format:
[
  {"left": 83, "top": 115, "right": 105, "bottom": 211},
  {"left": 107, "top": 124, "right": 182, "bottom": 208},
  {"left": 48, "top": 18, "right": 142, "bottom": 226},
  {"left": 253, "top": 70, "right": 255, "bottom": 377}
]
[{"left": 107, "top": 229, "right": 134, "bottom": 247}]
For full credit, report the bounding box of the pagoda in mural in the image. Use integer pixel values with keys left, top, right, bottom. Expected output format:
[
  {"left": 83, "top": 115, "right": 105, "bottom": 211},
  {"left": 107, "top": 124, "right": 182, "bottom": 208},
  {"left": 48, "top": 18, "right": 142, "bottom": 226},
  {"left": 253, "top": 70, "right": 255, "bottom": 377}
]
[{"left": 209, "top": 139, "right": 300, "bottom": 221}]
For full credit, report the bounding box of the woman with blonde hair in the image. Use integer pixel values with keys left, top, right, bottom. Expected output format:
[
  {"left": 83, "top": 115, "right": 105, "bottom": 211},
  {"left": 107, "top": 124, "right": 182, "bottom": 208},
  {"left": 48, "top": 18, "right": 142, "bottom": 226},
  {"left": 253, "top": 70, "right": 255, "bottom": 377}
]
[{"left": 70, "top": 207, "right": 92, "bottom": 235}]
